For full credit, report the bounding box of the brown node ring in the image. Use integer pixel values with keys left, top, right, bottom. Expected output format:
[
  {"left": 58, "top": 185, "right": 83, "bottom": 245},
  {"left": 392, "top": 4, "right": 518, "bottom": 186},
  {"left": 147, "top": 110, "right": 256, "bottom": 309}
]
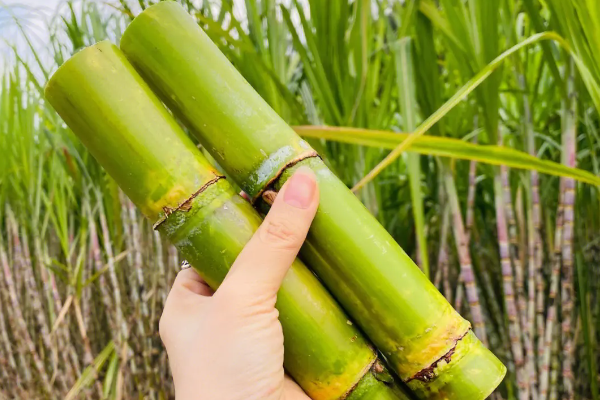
[
  {"left": 407, "top": 329, "right": 472, "bottom": 383},
  {"left": 152, "top": 175, "right": 225, "bottom": 230},
  {"left": 252, "top": 150, "right": 321, "bottom": 205}
]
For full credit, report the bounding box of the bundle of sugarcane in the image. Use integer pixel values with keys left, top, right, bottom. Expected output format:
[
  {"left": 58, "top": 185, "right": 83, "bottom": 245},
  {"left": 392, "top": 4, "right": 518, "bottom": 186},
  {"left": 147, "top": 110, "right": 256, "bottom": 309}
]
[
  {"left": 44, "top": 41, "right": 412, "bottom": 400},
  {"left": 119, "top": 3, "right": 506, "bottom": 399}
]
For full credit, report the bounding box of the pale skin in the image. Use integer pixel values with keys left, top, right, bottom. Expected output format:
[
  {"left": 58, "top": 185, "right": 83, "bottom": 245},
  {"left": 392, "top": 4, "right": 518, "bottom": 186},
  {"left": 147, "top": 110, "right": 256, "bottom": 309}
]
[{"left": 159, "top": 167, "right": 318, "bottom": 400}]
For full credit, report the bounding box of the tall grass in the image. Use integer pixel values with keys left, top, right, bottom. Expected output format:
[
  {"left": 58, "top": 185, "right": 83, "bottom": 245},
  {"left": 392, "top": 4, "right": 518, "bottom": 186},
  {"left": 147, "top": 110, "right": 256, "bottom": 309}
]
[{"left": 0, "top": 1, "right": 598, "bottom": 399}]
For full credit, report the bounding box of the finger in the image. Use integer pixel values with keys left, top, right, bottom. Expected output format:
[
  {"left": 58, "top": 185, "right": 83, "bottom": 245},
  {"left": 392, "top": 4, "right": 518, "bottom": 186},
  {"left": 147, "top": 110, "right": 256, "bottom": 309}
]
[
  {"left": 172, "top": 268, "right": 214, "bottom": 297},
  {"left": 160, "top": 268, "right": 212, "bottom": 340},
  {"left": 283, "top": 375, "right": 310, "bottom": 399},
  {"left": 220, "top": 166, "right": 319, "bottom": 300}
]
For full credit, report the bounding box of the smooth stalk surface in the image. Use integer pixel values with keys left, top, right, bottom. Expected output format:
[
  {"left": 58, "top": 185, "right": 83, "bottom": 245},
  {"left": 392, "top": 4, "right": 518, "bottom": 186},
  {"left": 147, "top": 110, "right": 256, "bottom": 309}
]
[
  {"left": 44, "top": 41, "right": 411, "bottom": 400},
  {"left": 120, "top": 3, "right": 506, "bottom": 399}
]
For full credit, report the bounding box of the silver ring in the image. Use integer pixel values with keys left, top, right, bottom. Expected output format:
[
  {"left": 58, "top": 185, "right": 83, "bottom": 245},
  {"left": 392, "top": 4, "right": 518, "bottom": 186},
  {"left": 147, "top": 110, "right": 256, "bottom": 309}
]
[{"left": 180, "top": 260, "right": 191, "bottom": 270}]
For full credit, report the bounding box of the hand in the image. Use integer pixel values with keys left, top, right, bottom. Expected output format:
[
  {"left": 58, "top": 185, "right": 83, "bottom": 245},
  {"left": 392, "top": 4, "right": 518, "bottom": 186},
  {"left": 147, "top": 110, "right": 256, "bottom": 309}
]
[{"left": 159, "top": 167, "right": 319, "bottom": 400}]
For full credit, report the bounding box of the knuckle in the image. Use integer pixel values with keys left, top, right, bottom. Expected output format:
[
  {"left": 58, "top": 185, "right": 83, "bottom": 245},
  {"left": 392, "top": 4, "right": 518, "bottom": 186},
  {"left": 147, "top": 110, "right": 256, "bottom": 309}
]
[{"left": 258, "top": 219, "right": 302, "bottom": 249}]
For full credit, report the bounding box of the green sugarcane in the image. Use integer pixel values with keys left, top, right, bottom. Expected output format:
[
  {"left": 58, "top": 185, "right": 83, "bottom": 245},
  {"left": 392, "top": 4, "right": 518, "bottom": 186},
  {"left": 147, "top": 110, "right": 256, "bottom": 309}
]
[
  {"left": 119, "top": 3, "right": 506, "bottom": 399},
  {"left": 44, "top": 41, "right": 412, "bottom": 400}
]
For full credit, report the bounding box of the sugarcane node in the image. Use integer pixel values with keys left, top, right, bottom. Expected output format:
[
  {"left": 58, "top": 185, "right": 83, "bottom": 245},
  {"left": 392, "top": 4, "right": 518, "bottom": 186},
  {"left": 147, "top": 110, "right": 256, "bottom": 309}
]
[
  {"left": 407, "top": 329, "right": 471, "bottom": 383},
  {"left": 251, "top": 150, "right": 320, "bottom": 205},
  {"left": 153, "top": 175, "right": 225, "bottom": 229},
  {"left": 339, "top": 354, "right": 379, "bottom": 400}
]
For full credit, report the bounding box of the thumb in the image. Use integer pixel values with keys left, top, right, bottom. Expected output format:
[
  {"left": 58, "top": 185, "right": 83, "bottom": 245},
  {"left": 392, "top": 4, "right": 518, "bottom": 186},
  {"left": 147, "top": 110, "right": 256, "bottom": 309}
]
[{"left": 219, "top": 166, "right": 319, "bottom": 303}]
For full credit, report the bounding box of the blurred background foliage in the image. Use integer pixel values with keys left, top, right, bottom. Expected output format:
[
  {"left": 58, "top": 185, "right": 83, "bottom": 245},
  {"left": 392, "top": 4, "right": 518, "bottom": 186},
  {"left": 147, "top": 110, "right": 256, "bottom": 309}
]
[{"left": 0, "top": 0, "right": 598, "bottom": 399}]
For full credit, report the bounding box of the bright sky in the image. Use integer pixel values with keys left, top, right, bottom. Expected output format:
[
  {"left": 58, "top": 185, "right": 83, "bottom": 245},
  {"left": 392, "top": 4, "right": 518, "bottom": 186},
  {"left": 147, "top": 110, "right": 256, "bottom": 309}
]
[
  {"left": 0, "top": 0, "right": 63, "bottom": 76},
  {"left": 5, "top": 0, "right": 62, "bottom": 8},
  {"left": 1, "top": 0, "right": 63, "bottom": 29},
  {"left": 0, "top": 0, "right": 63, "bottom": 46}
]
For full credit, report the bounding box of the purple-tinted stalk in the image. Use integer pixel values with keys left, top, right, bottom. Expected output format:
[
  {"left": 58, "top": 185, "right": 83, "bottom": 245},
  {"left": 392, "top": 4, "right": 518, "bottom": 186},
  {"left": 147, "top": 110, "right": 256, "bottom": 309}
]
[
  {"left": 452, "top": 154, "right": 477, "bottom": 313},
  {"left": 18, "top": 226, "right": 77, "bottom": 393},
  {"left": 89, "top": 212, "right": 117, "bottom": 336},
  {"left": 526, "top": 196, "right": 539, "bottom": 400},
  {"left": 518, "top": 69, "right": 540, "bottom": 398},
  {"left": 494, "top": 171, "right": 528, "bottom": 400},
  {"left": 0, "top": 239, "right": 52, "bottom": 395},
  {"left": 445, "top": 168, "right": 488, "bottom": 343},
  {"left": 539, "top": 199, "right": 564, "bottom": 400},
  {"left": 98, "top": 203, "right": 128, "bottom": 341},
  {"left": 455, "top": 125, "right": 479, "bottom": 316},
  {"left": 523, "top": 82, "right": 545, "bottom": 375},
  {"left": 124, "top": 198, "right": 154, "bottom": 383},
  {"left": 0, "top": 281, "right": 18, "bottom": 391},
  {"left": 560, "top": 64, "right": 577, "bottom": 400},
  {"left": 548, "top": 324, "right": 560, "bottom": 400},
  {"left": 501, "top": 163, "right": 527, "bottom": 330}
]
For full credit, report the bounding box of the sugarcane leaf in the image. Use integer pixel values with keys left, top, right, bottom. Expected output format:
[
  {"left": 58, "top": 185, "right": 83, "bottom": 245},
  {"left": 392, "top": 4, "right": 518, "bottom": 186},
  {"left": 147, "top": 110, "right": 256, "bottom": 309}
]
[
  {"left": 390, "top": 33, "right": 430, "bottom": 277},
  {"left": 351, "top": 31, "right": 599, "bottom": 191},
  {"left": 418, "top": 0, "right": 466, "bottom": 54},
  {"left": 65, "top": 340, "right": 115, "bottom": 400},
  {"left": 281, "top": 4, "right": 343, "bottom": 125},
  {"left": 293, "top": 126, "right": 600, "bottom": 186},
  {"left": 103, "top": 351, "right": 120, "bottom": 399}
]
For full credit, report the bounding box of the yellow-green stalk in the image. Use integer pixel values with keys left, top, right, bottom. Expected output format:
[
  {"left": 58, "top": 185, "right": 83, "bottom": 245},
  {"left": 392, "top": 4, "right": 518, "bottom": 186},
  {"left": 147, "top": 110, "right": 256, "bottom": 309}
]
[
  {"left": 120, "top": 3, "right": 506, "bottom": 399},
  {"left": 44, "top": 41, "right": 411, "bottom": 400}
]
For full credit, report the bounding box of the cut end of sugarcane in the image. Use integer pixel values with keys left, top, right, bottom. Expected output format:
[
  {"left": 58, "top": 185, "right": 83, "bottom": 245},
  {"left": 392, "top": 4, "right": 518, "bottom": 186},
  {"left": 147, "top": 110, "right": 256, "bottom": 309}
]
[
  {"left": 46, "top": 39, "right": 227, "bottom": 223},
  {"left": 407, "top": 331, "right": 507, "bottom": 400},
  {"left": 44, "top": 40, "right": 113, "bottom": 99}
]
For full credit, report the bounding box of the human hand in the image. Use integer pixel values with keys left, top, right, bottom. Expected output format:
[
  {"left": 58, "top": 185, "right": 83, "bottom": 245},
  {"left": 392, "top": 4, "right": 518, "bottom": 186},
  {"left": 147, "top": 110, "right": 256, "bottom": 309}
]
[{"left": 159, "top": 167, "right": 319, "bottom": 400}]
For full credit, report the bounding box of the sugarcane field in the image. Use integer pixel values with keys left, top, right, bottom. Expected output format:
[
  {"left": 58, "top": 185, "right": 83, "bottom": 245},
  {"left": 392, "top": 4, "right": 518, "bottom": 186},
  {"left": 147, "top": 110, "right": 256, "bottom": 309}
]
[{"left": 0, "top": 0, "right": 599, "bottom": 399}]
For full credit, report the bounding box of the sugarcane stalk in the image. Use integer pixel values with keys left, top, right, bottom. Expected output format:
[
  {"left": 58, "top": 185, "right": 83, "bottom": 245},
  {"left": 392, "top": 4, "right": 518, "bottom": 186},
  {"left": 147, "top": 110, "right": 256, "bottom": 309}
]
[
  {"left": 0, "top": 282, "right": 18, "bottom": 390},
  {"left": 45, "top": 40, "right": 411, "bottom": 400},
  {"left": 444, "top": 167, "right": 488, "bottom": 344},
  {"left": 526, "top": 197, "right": 538, "bottom": 400},
  {"left": 88, "top": 208, "right": 118, "bottom": 336},
  {"left": 539, "top": 200, "right": 564, "bottom": 400},
  {"left": 496, "top": 128, "right": 527, "bottom": 399},
  {"left": 6, "top": 214, "right": 58, "bottom": 375},
  {"left": 560, "top": 61, "right": 577, "bottom": 400},
  {"left": 548, "top": 324, "right": 560, "bottom": 400},
  {"left": 0, "top": 303, "right": 17, "bottom": 398},
  {"left": 494, "top": 172, "right": 527, "bottom": 400},
  {"left": 18, "top": 225, "right": 75, "bottom": 393},
  {"left": 98, "top": 204, "right": 128, "bottom": 342},
  {"left": 501, "top": 162, "right": 528, "bottom": 341},
  {"left": 119, "top": 3, "right": 507, "bottom": 399},
  {"left": 500, "top": 164, "right": 527, "bottom": 331},
  {"left": 525, "top": 89, "right": 545, "bottom": 376},
  {"left": 516, "top": 69, "right": 539, "bottom": 399},
  {"left": 0, "top": 237, "right": 53, "bottom": 395},
  {"left": 122, "top": 197, "right": 154, "bottom": 384}
]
